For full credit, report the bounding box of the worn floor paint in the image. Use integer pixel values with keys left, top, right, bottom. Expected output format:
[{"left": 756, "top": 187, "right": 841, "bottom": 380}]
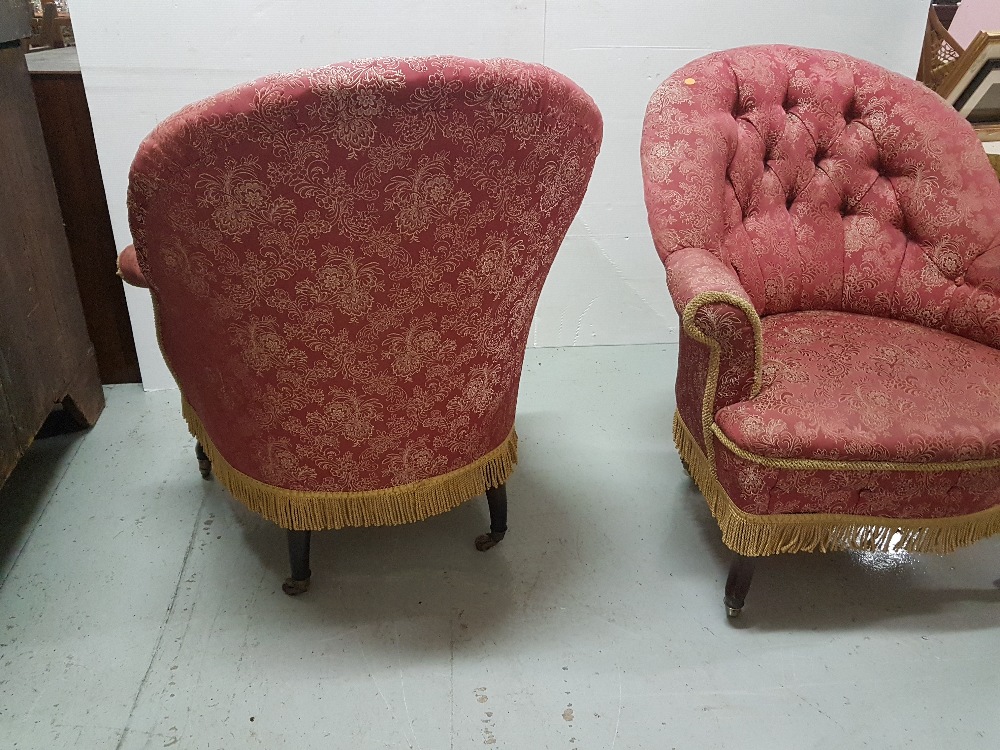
[{"left": 1, "top": 345, "right": 998, "bottom": 748}]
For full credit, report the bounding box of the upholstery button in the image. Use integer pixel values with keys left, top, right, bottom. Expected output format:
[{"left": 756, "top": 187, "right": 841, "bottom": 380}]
[{"left": 956, "top": 274, "right": 965, "bottom": 286}]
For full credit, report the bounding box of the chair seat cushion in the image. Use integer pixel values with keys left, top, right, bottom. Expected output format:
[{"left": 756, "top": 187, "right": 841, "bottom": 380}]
[{"left": 715, "top": 311, "right": 1000, "bottom": 465}]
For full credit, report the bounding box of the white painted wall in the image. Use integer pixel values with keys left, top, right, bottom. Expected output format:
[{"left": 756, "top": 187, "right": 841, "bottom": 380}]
[
  {"left": 949, "top": 0, "right": 1000, "bottom": 49},
  {"left": 69, "top": 1, "right": 927, "bottom": 389}
]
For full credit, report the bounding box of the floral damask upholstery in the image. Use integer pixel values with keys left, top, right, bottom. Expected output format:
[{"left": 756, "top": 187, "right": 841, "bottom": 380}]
[
  {"left": 641, "top": 45, "right": 1000, "bottom": 557},
  {"left": 121, "top": 57, "right": 602, "bottom": 531}
]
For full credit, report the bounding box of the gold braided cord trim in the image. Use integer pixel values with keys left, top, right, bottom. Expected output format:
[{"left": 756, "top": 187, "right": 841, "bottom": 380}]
[
  {"left": 681, "top": 290, "right": 763, "bottom": 396},
  {"left": 710, "top": 423, "right": 1000, "bottom": 472},
  {"left": 674, "top": 411, "right": 1000, "bottom": 556},
  {"left": 183, "top": 398, "right": 517, "bottom": 531},
  {"left": 680, "top": 290, "right": 763, "bottom": 465}
]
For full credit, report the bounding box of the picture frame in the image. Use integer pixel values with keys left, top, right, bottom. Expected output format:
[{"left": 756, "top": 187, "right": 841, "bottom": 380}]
[{"left": 938, "top": 30, "right": 1000, "bottom": 141}]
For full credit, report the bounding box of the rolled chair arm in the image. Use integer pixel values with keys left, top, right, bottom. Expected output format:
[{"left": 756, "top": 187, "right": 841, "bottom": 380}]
[
  {"left": 117, "top": 244, "right": 149, "bottom": 288},
  {"left": 667, "top": 247, "right": 762, "bottom": 452}
]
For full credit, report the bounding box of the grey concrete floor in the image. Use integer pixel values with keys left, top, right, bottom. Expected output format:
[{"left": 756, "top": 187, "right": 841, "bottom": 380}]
[{"left": 0, "top": 344, "right": 998, "bottom": 749}]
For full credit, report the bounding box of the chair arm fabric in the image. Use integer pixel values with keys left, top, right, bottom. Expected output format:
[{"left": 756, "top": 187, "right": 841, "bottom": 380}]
[
  {"left": 667, "top": 248, "right": 762, "bottom": 455},
  {"left": 116, "top": 245, "right": 149, "bottom": 288},
  {"left": 666, "top": 246, "right": 754, "bottom": 316}
]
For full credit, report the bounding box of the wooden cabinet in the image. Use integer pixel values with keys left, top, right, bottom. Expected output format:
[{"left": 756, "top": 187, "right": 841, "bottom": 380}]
[
  {"left": 27, "top": 47, "right": 141, "bottom": 384},
  {"left": 0, "top": 16, "right": 103, "bottom": 485}
]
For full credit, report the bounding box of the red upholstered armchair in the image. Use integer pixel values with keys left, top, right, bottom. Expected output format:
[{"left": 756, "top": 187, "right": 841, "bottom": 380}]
[
  {"left": 119, "top": 57, "right": 602, "bottom": 594},
  {"left": 641, "top": 46, "right": 1000, "bottom": 616}
]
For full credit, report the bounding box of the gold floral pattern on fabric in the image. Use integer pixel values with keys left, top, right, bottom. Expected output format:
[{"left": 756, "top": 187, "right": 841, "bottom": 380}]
[
  {"left": 665, "top": 248, "right": 763, "bottom": 463},
  {"left": 713, "top": 430, "right": 1000, "bottom": 521},
  {"left": 643, "top": 46, "right": 1000, "bottom": 552},
  {"left": 641, "top": 45, "right": 1000, "bottom": 348},
  {"left": 675, "top": 412, "right": 1000, "bottom": 555},
  {"left": 127, "top": 57, "right": 602, "bottom": 520},
  {"left": 716, "top": 311, "right": 1000, "bottom": 464}
]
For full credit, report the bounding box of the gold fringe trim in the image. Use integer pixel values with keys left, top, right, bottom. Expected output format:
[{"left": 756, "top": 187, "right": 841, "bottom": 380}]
[
  {"left": 182, "top": 398, "right": 518, "bottom": 531},
  {"left": 674, "top": 411, "right": 1000, "bottom": 556}
]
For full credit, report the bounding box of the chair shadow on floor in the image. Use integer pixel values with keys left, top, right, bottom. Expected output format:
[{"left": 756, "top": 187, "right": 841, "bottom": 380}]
[
  {"left": 668, "top": 461, "right": 1000, "bottom": 633},
  {"left": 192, "top": 457, "right": 582, "bottom": 656}
]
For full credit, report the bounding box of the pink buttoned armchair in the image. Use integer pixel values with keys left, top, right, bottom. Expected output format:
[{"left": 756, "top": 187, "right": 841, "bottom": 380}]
[
  {"left": 641, "top": 46, "right": 1000, "bottom": 615},
  {"left": 119, "top": 57, "right": 602, "bottom": 594}
]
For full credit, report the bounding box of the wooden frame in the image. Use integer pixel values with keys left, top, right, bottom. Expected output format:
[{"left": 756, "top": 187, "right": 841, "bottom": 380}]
[
  {"left": 917, "top": 6, "right": 965, "bottom": 92},
  {"left": 938, "top": 31, "right": 1000, "bottom": 142}
]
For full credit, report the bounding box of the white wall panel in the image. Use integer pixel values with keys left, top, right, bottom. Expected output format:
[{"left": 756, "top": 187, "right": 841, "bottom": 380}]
[{"left": 68, "top": 0, "right": 926, "bottom": 388}]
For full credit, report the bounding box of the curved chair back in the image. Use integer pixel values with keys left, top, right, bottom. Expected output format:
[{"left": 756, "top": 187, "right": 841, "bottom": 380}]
[
  {"left": 641, "top": 45, "right": 1000, "bottom": 348},
  {"left": 128, "top": 57, "right": 602, "bottom": 528}
]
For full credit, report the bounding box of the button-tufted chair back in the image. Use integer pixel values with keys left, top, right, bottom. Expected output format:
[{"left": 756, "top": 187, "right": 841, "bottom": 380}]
[
  {"left": 642, "top": 45, "right": 1000, "bottom": 348},
  {"left": 126, "top": 57, "right": 602, "bottom": 530}
]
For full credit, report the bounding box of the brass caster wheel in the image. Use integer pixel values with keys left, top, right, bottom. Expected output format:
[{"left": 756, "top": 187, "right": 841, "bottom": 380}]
[
  {"left": 282, "top": 577, "right": 311, "bottom": 596},
  {"left": 475, "top": 531, "right": 506, "bottom": 552},
  {"left": 726, "top": 606, "right": 742, "bottom": 618}
]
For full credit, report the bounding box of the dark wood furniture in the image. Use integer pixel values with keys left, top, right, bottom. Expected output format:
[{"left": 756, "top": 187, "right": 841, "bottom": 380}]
[
  {"left": 27, "top": 47, "right": 140, "bottom": 384},
  {"left": 1, "top": 5, "right": 103, "bottom": 485},
  {"left": 28, "top": 2, "right": 69, "bottom": 50},
  {"left": 933, "top": 2, "right": 960, "bottom": 29}
]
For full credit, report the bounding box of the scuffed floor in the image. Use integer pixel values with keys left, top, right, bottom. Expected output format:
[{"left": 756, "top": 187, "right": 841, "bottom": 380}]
[{"left": 1, "top": 344, "right": 998, "bottom": 749}]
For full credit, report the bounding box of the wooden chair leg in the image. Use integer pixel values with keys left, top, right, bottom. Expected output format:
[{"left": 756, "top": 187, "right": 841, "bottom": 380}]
[
  {"left": 194, "top": 441, "right": 212, "bottom": 479},
  {"left": 475, "top": 484, "right": 507, "bottom": 551},
  {"left": 724, "top": 553, "right": 756, "bottom": 617},
  {"left": 282, "top": 530, "right": 312, "bottom": 595}
]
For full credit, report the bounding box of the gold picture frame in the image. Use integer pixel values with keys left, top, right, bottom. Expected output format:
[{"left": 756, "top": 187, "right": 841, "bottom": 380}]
[{"left": 937, "top": 30, "right": 1000, "bottom": 142}]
